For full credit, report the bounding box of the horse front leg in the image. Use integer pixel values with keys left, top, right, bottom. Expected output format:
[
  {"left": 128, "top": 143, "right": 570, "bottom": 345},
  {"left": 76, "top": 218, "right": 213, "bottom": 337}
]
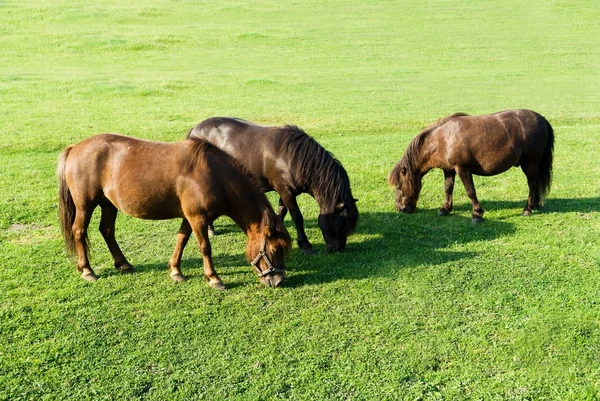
[
  {"left": 168, "top": 219, "right": 192, "bottom": 282},
  {"left": 188, "top": 214, "right": 225, "bottom": 290},
  {"left": 456, "top": 168, "right": 484, "bottom": 223},
  {"left": 278, "top": 189, "right": 315, "bottom": 255},
  {"left": 438, "top": 170, "right": 456, "bottom": 216},
  {"left": 99, "top": 203, "right": 134, "bottom": 274}
]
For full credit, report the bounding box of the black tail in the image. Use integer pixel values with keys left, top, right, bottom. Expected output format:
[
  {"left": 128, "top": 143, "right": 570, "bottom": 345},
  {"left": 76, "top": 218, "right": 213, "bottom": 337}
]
[
  {"left": 537, "top": 118, "right": 554, "bottom": 204},
  {"left": 57, "top": 146, "right": 80, "bottom": 256}
]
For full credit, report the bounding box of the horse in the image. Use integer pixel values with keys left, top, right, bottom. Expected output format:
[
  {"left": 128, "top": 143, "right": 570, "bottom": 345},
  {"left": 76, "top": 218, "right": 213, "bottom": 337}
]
[
  {"left": 57, "top": 134, "right": 291, "bottom": 289},
  {"left": 187, "top": 117, "right": 359, "bottom": 254},
  {"left": 389, "top": 109, "right": 554, "bottom": 223}
]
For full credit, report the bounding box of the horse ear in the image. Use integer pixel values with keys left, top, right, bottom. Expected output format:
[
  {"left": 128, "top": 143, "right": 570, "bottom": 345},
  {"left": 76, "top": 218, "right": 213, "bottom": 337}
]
[
  {"left": 401, "top": 167, "right": 407, "bottom": 175},
  {"left": 336, "top": 202, "right": 345, "bottom": 211}
]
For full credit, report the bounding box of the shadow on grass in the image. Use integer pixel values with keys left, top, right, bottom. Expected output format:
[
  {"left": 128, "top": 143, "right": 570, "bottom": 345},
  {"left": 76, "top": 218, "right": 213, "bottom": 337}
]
[
  {"left": 99, "top": 209, "right": 518, "bottom": 288},
  {"left": 469, "top": 196, "right": 600, "bottom": 214},
  {"left": 282, "top": 210, "right": 516, "bottom": 287}
]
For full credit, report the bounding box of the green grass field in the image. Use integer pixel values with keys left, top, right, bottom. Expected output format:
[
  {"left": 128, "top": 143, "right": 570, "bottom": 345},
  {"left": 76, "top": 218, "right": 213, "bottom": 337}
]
[{"left": 1, "top": 0, "right": 599, "bottom": 399}]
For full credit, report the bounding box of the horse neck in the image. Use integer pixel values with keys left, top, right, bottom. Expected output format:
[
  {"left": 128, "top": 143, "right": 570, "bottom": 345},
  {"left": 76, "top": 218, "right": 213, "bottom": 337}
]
[
  {"left": 227, "top": 201, "right": 266, "bottom": 239},
  {"left": 407, "top": 135, "right": 436, "bottom": 177},
  {"left": 310, "top": 170, "right": 350, "bottom": 214}
]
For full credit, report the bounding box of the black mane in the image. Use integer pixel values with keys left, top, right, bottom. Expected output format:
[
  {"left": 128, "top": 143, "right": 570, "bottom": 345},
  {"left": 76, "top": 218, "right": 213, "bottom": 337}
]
[
  {"left": 280, "top": 126, "right": 352, "bottom": 205},
  {"left": 279, "top": 125, "right": 358, "bottom": 232}
]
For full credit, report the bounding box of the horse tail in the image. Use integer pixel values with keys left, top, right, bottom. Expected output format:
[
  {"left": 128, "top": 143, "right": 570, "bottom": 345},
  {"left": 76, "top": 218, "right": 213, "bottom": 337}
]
[
  {"left": 537, "top": 117, "right": 554, "bottom": 204},
  {"left": 57, "top": 146, "right": 78, "bottom": 256}
]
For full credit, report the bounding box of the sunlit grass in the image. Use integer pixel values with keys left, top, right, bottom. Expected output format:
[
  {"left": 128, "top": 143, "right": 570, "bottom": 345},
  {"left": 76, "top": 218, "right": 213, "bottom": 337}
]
[{"left": 1, "top": 0, "right": 599, "bottom": 399}]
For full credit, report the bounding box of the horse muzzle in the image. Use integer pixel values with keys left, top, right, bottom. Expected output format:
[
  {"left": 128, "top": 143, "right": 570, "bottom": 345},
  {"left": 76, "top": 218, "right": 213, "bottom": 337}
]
[
  {"left": 260, "top": 274, "right": 285, "bottom": 288},
  {"left": 400, "top": 205, "right": 415, "bottom": 214}
]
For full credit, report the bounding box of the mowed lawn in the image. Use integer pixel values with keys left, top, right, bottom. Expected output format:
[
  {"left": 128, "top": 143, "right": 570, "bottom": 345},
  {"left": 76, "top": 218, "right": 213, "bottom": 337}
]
[{"left": 1, "top": 0, "right": 599, "bottom": 399}]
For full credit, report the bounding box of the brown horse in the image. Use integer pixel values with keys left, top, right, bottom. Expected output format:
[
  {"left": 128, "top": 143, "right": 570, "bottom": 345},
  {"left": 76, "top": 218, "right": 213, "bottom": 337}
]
[
  {"left": 187, "top": 117, "right": 358, "bottom": 254},
  {"left": 57, "top": 134, "right": 291, "bottom": 289},
  {"left": 389, "top": 109, "right": 554, "bottom": 222}
]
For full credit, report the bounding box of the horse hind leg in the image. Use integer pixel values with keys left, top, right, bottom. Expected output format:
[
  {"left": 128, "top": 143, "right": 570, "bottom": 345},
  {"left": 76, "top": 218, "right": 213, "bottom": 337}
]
[
  {"left": 72, "top": 203, "right": 97, "bottom": 281},
  {"left": 207, "top": 221, "right": 216, "bottom": 237},
  {"left": 99, "top": 203, "right": 134, "bottom": 273},
  {"left": 521, "top": 162, "right": 540, "bottom": 216}
]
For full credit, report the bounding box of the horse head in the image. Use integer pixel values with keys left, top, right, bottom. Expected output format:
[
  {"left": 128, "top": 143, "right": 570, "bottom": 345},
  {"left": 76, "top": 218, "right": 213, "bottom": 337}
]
[
  {"left": 389, "top": 162, "right": 422, "bottom": 213},
  {"left": 318, "top": 197, "right": 359, "bottom": 252},
  {"left": 247, "top": 211, "right": 292, "bottom": 287}
]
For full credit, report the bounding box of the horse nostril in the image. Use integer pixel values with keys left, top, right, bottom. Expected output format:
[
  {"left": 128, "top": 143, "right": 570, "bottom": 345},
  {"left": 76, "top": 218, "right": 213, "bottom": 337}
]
[{"left": 272, "top": 274, "right": 284, "bottom": 288}]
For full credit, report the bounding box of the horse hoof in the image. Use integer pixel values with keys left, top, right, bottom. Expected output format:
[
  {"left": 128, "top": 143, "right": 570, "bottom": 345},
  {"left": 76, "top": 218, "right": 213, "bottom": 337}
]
[
  {"left": 82, "top": 270, "right": 98, "bottom": 282},
  {"left": 300, "top": 247, "right": 317, "bottom": 256},
  {"left": 170, "top": 273, "right": 186, "bottom": 283},
  {"left": 118, "top": 264, "right": 135, "bottom": 274},
  {"left": 438, "top": 209, "right": 450, "bottom": 216},
  {"left": 471, "top": 217, "right": 483, "bottom": 224},
  {"left": 522, "top": 209, "right": 533, "bottom": 216},
  {"left": 208, "top": 229, "right": 216, "bottom": 238},
  {"left": 208, "top": 280, "right": 226, "bottom": 290}
]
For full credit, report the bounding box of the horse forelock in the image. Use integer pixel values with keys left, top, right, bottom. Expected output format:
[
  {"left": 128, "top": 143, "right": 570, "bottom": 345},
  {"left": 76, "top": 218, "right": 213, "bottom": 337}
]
[{"left": 280, "top": 125, "right": 353, "bottom": 212}]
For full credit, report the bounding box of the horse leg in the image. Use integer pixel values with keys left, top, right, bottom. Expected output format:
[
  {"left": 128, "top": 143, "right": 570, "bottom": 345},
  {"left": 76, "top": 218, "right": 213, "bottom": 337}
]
[
  {"left": 167, "top": 219, "right": 192, "bottom": 282},
  {"left": 207, "top": 221, "right": 216, "bottom": 237},
  {"left": 456, "top": 168, "right": 484, "bottom": 223},
  {"left": 72, "top": 204, "right": 97, "bottom": 281},
  {"left": 99, "top": 203, "right": 134, "bottom": 273},
  {"left": 277, "top": 197, "right": 288, "bottom": 221},
  {"left": 188, "top": 214, "right": 225, "bottom": 290},
  {"left": 521, "top": 163, "right": 539, "bottom": 216},
  {"left": 278, "top": 190, "right": 315, "bottom": 255},
  {"left": 438, "top": 170, "right": 456, "bottom": 216}
]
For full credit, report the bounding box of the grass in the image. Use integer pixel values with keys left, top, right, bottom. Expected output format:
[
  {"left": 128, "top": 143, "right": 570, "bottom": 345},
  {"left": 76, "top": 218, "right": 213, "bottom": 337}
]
[{"left": 1, "top": 0, "right": 600, "bottom": 399}]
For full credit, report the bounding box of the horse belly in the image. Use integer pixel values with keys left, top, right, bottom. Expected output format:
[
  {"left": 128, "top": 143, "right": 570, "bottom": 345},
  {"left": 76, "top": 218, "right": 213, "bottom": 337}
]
[
  {"left": 471, "top": 151, "right": 520, "bottom": 176},
  {"left": 105, "top": 187, "right": 182, "bottom": 220}
]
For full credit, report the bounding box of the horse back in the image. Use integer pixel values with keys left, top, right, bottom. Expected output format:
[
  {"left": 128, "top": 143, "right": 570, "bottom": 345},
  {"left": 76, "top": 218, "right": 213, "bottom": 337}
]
[
  {"left": 64, "top": 134, "right": 229, "bottom": 219},
  {"left": 432, "top": 110, "right": 549, "bottom": 175},
  {"left": 189, "top": 117, "right": 293, "bottom": 192}
]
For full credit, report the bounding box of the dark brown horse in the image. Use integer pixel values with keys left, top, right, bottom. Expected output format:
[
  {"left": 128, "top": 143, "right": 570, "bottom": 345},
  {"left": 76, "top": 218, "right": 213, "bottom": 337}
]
[
  {"left": 57, "top": 134, "right": 291, "bottom": 289},
  {"left": 389, "top": 109, "right": 554, "bottom": 222},
  {"left": 187, "top": 117, "right": 359, "bottom": 254}
]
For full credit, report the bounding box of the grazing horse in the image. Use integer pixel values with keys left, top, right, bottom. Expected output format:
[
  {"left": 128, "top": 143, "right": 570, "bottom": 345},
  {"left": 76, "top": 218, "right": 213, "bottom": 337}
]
[
  {"left": 187, "top": 117, "right": 359, "bottom": 254},
  {"left": 389, "top": 109, "right": 554, "bottom": 222},
  {"left": 57, "top": 134, "right": 291, "bottom": 289}
]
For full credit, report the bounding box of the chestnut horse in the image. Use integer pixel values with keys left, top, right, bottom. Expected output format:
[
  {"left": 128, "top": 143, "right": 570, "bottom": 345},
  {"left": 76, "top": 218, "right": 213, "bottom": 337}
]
[
  {"left": 389, "top": 109, "right": 554, "bottom": 222},
  {"left": 57, "top": 134, "right": 291, "bottom": 289},
  {"left": 187, "top": 117, "right": 358, "bottom": 254}
]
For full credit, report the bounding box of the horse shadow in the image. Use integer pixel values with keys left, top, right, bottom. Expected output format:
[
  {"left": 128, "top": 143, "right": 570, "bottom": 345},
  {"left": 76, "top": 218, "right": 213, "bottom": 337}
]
[
  {"left": 114, "top": 209, "right": 518, "bottom": 288},
  {"left": 473, "top": 196, "right": 599, "bottom": 215},
  {"left": 281, "top": 210, "right": 517, "bottom": 287},
  {"left": 127, "top": 252, "right": 252, "bottom": 289},
  {"left": 97, "top": 196, "right": 593, "bottom": 288}
]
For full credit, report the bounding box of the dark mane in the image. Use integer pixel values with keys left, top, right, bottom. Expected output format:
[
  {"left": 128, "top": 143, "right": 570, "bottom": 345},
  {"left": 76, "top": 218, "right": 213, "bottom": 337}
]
[
  {"left": 280, "top": 125, "right": 354, "bottom": 207},
  {"left": 188, "top": 137, "right": 288, "bottom": 237},
  {"left": 279, "top": 125, "right": 358, "bottom": 233},
  {"left": 389, "top": 113, "right": 468, "bottom": 185}
]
